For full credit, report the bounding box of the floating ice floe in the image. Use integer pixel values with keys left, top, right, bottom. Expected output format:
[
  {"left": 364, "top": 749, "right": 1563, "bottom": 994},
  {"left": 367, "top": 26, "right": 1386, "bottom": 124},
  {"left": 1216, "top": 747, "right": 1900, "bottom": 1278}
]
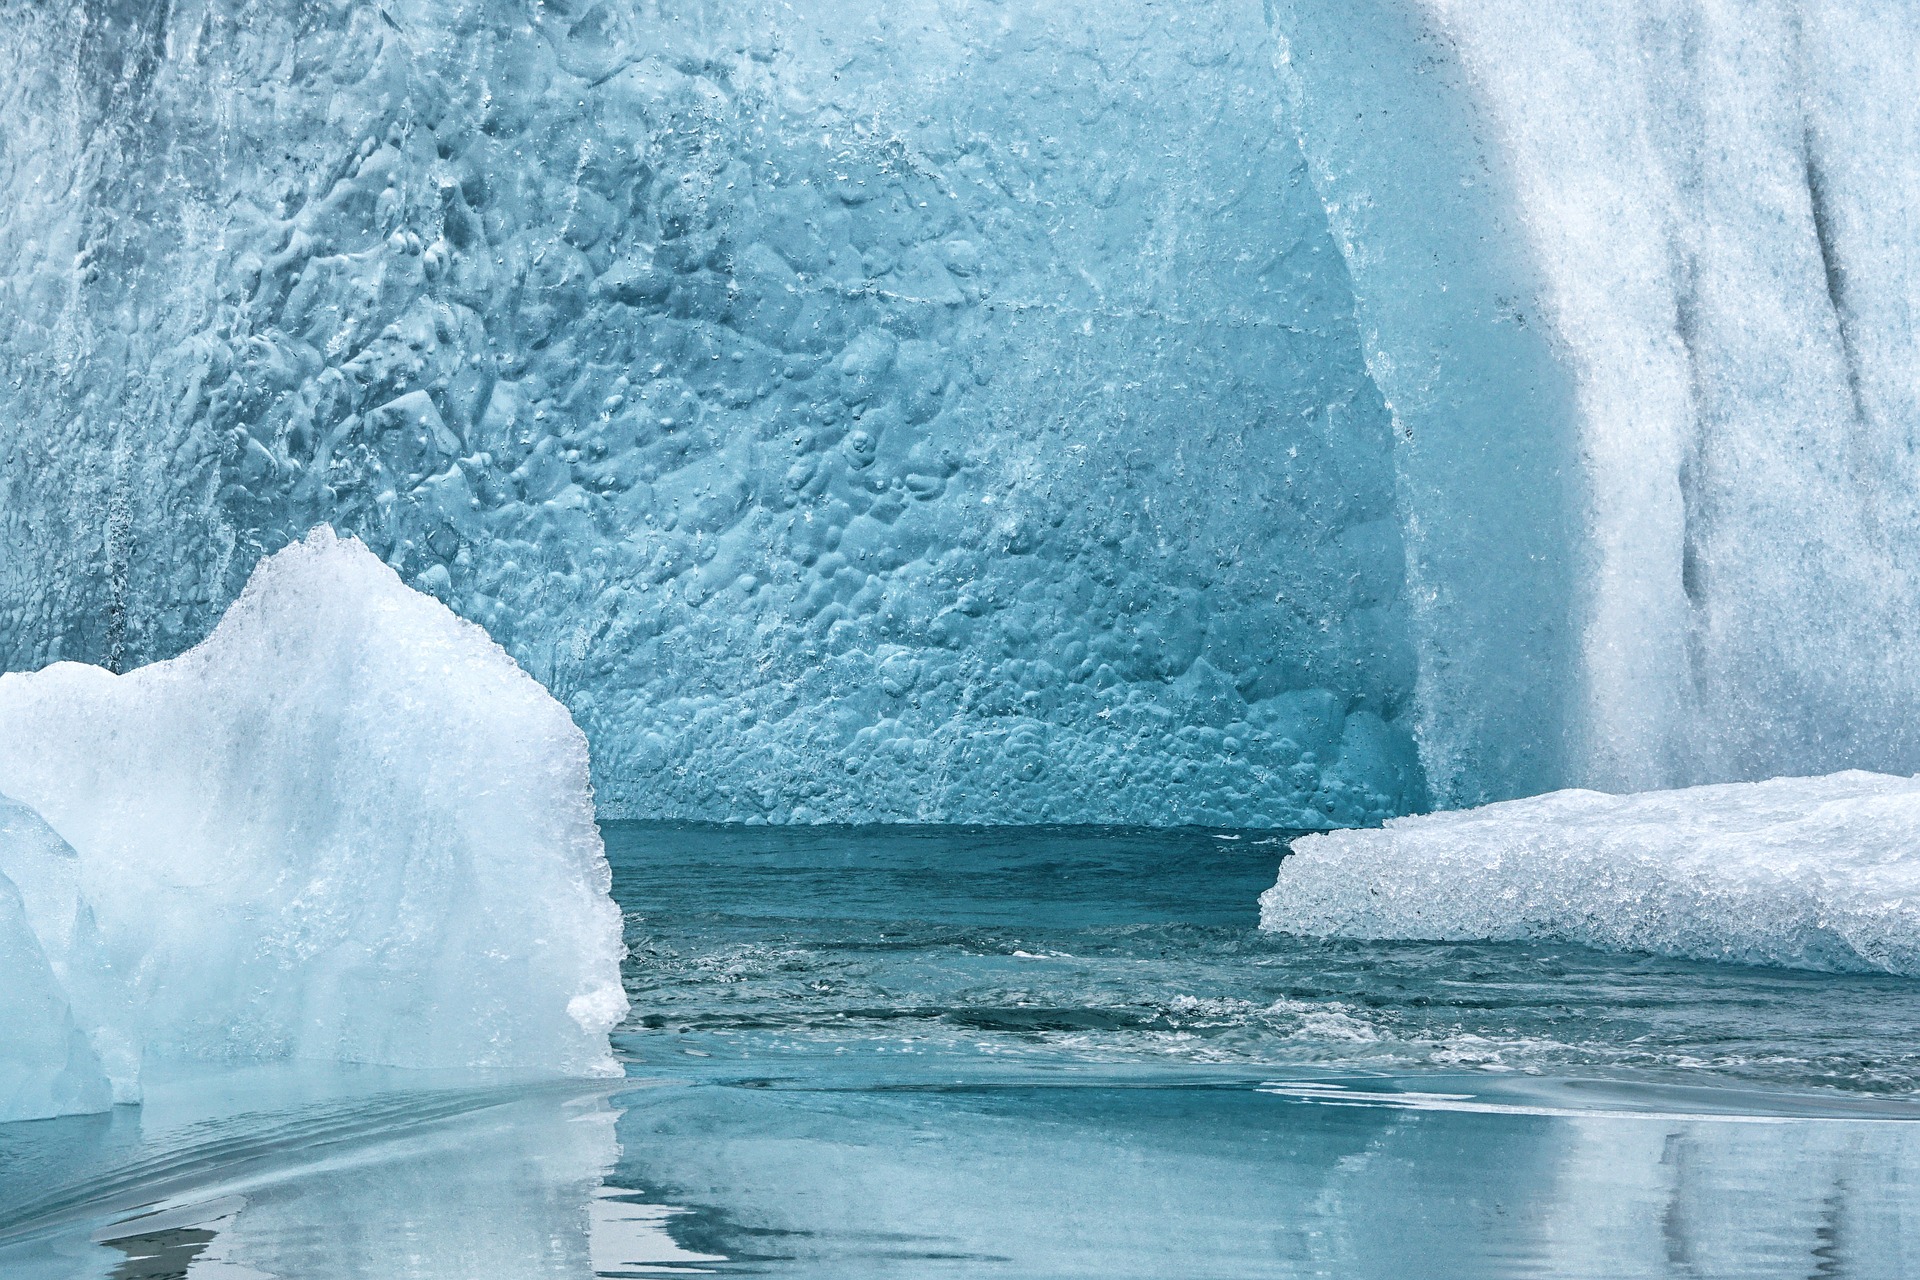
[
  {"left": 0, "top": 528, "right": 626, "bottom": 1122},
  {"left": 1261, "top": 772, "right": 1920, "bottom": 975}
]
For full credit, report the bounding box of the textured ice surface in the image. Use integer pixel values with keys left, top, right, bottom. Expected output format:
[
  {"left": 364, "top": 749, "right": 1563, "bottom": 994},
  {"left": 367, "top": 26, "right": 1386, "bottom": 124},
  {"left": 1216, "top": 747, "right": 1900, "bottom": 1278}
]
[
  {"left": 0, "top": 0, "right": 1422, "bottom": 827},
  {"left": 1268, "top": 0, "right": 1585, "bottom": 806},
  {"left": 1430, "top": 1, "right": 1920, "bottom": 793},
  {"left": 1272, "top": 1, "right": 1920, "bottom": 794},
  {"left": 1261, "top": 771, "right": 1920, "bottom": 974},
  {"left": 5, "top": 1, "right": 1919, "bottom": 815},
  {"left": 0, "top": 528, "right": 626, "bottom": 1087}
]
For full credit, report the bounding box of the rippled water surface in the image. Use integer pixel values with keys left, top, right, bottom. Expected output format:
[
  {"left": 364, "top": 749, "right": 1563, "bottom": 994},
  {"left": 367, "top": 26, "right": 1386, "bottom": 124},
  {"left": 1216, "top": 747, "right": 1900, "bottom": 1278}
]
[
  {"left": 9, "top": 823, "right": 1920, "bottom": 1277},
  {"left": 613, "top": 824, "right": 1920, "bottom": 1093}
]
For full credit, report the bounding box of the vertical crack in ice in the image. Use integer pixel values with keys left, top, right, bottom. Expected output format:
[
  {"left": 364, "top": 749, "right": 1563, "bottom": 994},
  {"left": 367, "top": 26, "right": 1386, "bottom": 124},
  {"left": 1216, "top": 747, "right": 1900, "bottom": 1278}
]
[
  {"left": 1800, "top": 127, "right": 1868, "bottom": 434},
  {"left": 1669, "top": 245, "right": 1708, "bottom": 615},
  {"left": 1667, "top": 234, "right": 1717, "bottom": 710}
]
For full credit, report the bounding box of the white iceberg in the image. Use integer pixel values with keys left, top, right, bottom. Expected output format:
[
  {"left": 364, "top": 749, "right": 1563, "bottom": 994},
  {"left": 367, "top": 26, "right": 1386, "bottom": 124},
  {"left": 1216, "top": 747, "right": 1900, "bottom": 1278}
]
[
  {"left": 1260, "top": 771, "right": 1920, "bottom": 974},
  {"left": 0, "top": 528, "right": 626, "bottom": 1124}
]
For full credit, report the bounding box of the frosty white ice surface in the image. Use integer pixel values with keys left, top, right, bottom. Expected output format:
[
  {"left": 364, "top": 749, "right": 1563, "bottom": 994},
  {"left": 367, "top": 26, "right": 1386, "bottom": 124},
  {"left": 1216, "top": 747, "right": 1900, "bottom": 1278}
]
[
  {"left": 0, "top": 528, "right": 626, "bottom": 1092},
  {"left": 1261, "top": 771, "right": 1920, "bottom": 974},
  {"left": 1273, "top": 1, "right": 1920, "bottom": 795}
]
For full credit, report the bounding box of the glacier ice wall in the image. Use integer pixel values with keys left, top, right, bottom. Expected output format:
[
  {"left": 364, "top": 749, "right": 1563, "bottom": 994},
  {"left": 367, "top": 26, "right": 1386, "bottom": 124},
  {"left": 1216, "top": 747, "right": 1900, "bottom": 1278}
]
[
  {"left": 0, "top": 528, "right": 626, "bottom": 1087},
  {"left": 1270, "top": 0, "right": 1920, "bottom": 795},
  {"left": 0, "top": 0, "right": 1425, "bottom": 827},
  {"left": 1261, "top": 771, "right": 1920, "bottom": 975},
  {"left": 5, "top": 0, "right": 1917, "bottom": 818},
  {"left": 1455, "top": 0, "right": 1920, "bottom": 793}
]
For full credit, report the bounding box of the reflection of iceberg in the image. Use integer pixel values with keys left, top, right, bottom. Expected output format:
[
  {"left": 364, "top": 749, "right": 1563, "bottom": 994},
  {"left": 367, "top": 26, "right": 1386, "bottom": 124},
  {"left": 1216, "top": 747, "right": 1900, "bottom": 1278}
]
[
  {"left": 1262, "top": 771, "right": 1920, "bottom": 974},
  {"left": 1539, "top": 1116, "right": 1920, "bottom": 1277},
  {"left": 124, "top": 1093, "right": 618, "bottom": 1280},
  {"left": 0, "top": 1070, "right": 673, "bottom": 1280},
  {"left": 611, "top": 1070, "right": 1920, "bottom": 1277},
  {"left": 0, "top": 528, "right": 626, "bottom": 1123},
  {"left": 97, "top": 1195, "right": 248, "bottom": 1280},
  {"left": 590, "top": 1186, "right": 728, "bottom": 1277}
]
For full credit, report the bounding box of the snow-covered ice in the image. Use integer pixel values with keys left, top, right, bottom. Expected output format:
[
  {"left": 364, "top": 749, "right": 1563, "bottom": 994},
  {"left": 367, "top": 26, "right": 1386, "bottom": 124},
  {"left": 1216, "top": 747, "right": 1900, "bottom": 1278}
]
[
  {"left": 0, "top": 528, "right": 625, "bottom": 1122},
  {"left": 1261, "top": 771, "right": 1920, "bottom": 974}
]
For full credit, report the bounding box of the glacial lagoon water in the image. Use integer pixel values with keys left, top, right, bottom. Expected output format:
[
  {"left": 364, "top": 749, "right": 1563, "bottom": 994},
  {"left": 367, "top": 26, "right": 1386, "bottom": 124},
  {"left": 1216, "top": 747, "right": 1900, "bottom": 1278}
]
[{"left": 7, "top": 823, "right": 1920, "bottom": 1278}]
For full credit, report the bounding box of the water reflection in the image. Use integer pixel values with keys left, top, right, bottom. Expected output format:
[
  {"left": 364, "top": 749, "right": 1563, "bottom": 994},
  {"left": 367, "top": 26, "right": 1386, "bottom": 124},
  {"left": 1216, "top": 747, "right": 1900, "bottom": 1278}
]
[
  {"left": 608, "top": 1064, "right": 1920, "bottom": 1279},
  {"left": 11, "top": 813, "right": 1920, "bottom": 1277},
  {"left": 588, "top": 1187, "right": 726, "bottom": 1277},
  {"left": 0, "top": 1067, "right": 712, "bottom": 1280},
  {"left": 4, "top": 1065, "right": 1920, "bottom": 1278},
  {"left": 100, "top": 1197, "right": 247, "bottom": 1280}
]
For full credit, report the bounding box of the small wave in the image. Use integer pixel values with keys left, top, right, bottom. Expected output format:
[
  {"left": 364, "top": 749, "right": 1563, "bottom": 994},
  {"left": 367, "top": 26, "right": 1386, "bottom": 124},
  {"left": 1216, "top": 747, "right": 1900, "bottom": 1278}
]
[
  {"left": 0, "top": 1077, "right": 623, "bottom": 1249},
  {"left": 1254, "top": 1076, "right": 1920, "bottom": 1124}
]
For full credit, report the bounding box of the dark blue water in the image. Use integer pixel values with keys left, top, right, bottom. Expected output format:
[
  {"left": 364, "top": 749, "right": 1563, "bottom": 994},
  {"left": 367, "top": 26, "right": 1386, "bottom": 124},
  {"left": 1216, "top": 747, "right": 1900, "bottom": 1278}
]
[{"left": 9, "top": 823, "right": 1920, "bottom": 1278}]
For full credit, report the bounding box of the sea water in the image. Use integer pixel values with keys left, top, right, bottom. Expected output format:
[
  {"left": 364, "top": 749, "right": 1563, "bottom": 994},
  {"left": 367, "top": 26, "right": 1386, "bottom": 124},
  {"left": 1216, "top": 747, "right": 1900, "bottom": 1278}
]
[{"left": 6, "top": 823, "right": 1920, "bottom": 1278}]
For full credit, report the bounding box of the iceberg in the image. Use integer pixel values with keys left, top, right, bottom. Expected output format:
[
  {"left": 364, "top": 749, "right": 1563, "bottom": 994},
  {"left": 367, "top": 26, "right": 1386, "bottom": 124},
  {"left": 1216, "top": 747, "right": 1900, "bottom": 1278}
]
[
  {"left": 1260, "top": 771, "right": 1920, "bottom": 975},
  {"left": 0, "top": 527, "right": 626, "bottom": 1122}
]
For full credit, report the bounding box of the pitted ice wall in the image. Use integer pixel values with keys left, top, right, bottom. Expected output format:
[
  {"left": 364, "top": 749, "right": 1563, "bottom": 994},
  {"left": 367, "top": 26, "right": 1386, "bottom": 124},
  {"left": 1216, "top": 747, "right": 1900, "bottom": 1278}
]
[{"left": 0, "top": 0, "right": 1422, "bottom": 824}]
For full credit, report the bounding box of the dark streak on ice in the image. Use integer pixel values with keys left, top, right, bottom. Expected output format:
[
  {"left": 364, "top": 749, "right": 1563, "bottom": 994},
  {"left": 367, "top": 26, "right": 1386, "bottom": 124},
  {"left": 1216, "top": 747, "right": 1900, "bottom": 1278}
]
[
  {"left": 1668, "top": 242, "right": 1711, "bottom": 634},
  {"left": 1802, "top": 125, "right": 1869, "bottom": 431}
]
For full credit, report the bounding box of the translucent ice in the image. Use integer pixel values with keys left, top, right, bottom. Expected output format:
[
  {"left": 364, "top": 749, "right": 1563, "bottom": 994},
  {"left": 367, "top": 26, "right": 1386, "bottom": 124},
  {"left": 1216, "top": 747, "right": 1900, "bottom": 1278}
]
[
  {"left": 0, "top": 0, "right": 1422, "bottom": 828},
  {"left": 0, "top": 793, "right": 136, "bottom": 1111},
  {"left": 0, "top": 528, "right": 626, "bottom": 1085},
  {"left": 6, "top": 1, "right": 1920, "bottom": 817},
  {"left": 1261, "top": 772, "right": 1920, "bottom": 974},
  {"left": 0, "top": 858, "right": 109, "bottom": 1123}
]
